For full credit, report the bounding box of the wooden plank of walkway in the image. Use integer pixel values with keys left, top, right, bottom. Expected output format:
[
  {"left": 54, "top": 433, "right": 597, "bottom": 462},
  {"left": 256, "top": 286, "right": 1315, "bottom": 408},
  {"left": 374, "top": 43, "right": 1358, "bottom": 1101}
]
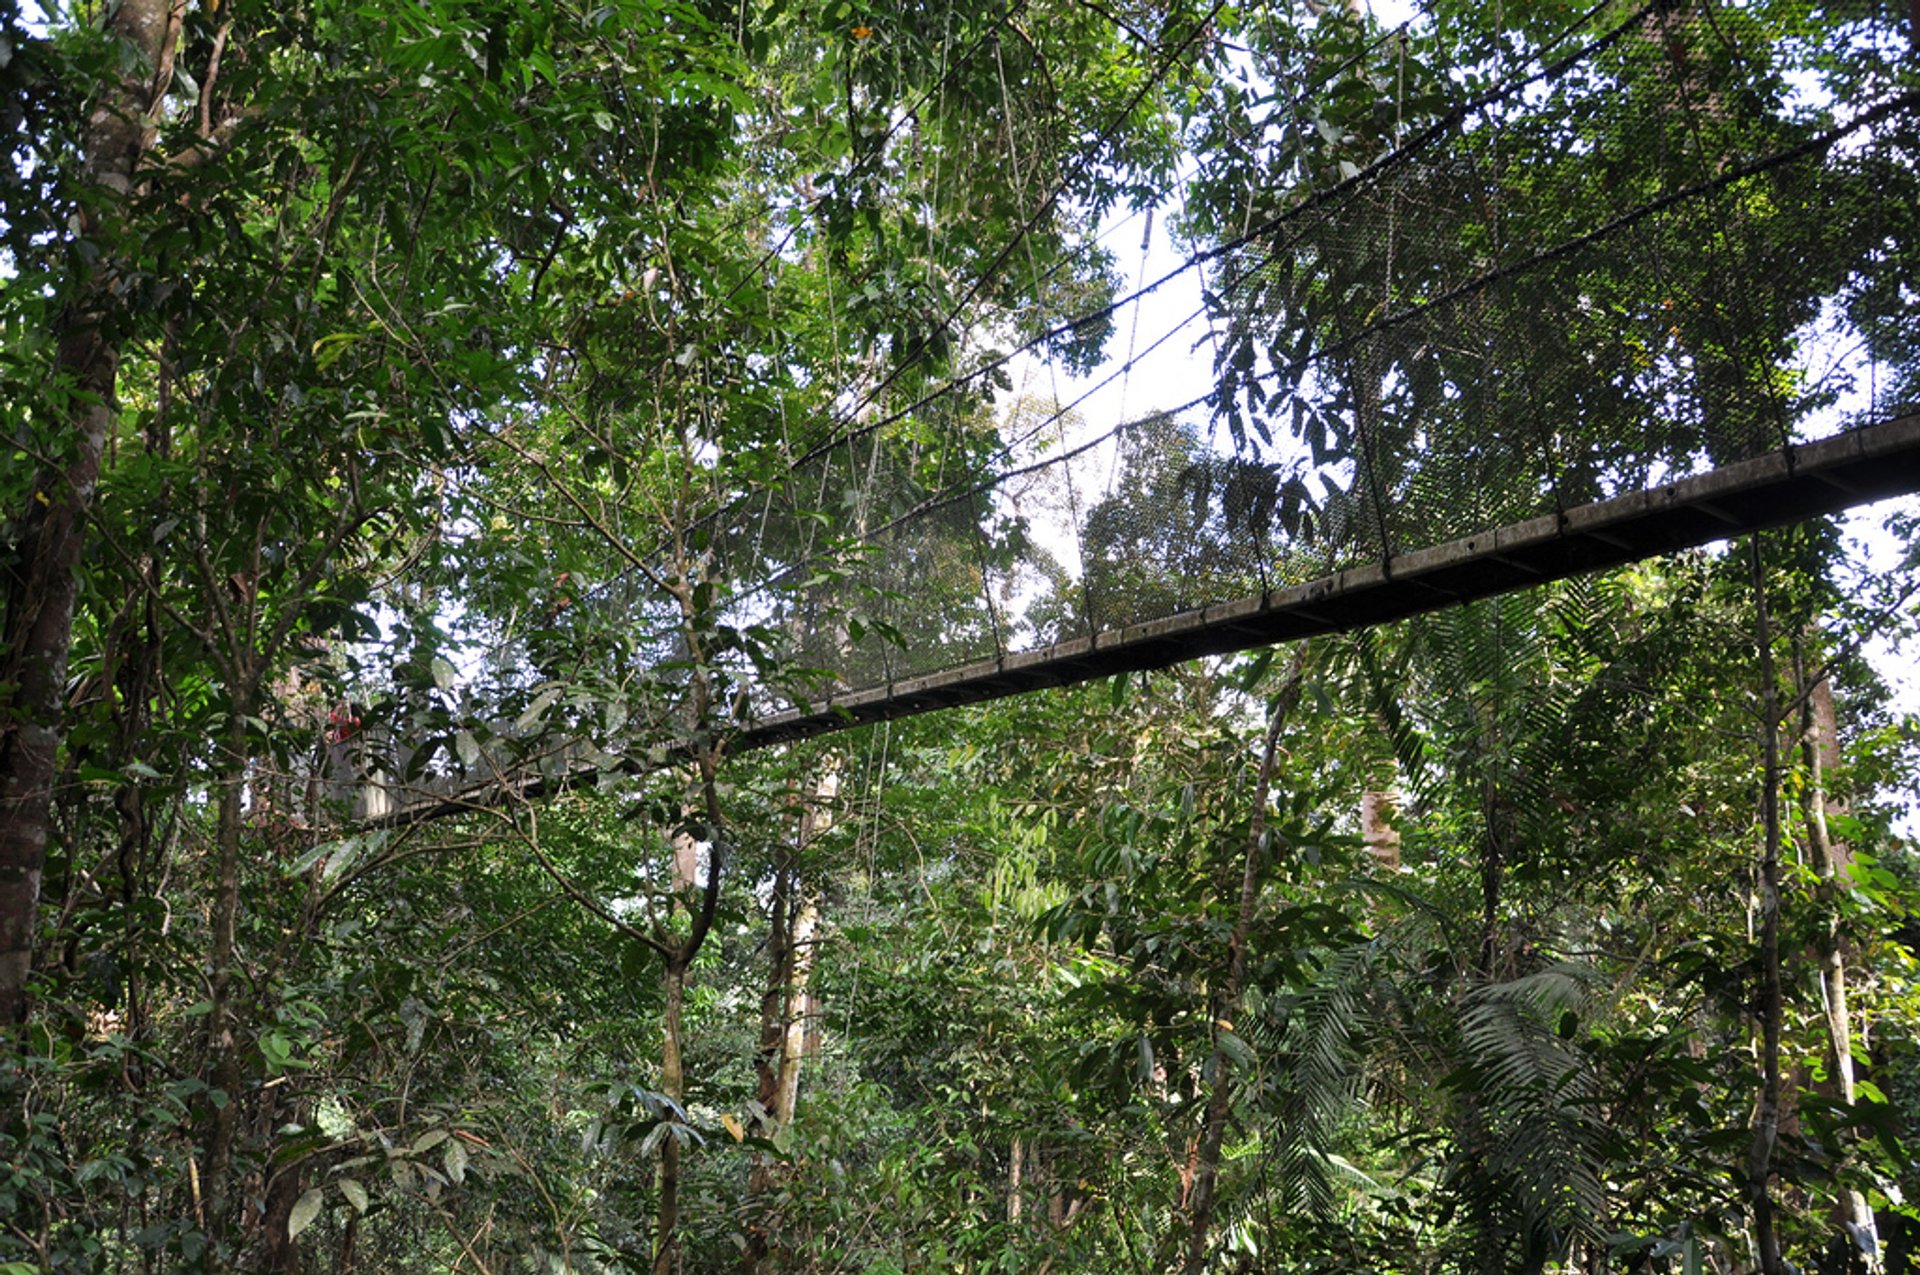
[
  {"left": 740, "top": 413, "right": 1920, "bottom": 747},
  {"left": 363, "top": 414, "right": 1920, "bottom": 827}
]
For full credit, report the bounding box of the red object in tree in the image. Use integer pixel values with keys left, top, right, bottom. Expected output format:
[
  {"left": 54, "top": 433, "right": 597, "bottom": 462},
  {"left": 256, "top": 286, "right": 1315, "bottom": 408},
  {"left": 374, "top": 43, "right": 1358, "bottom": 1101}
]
[{"left": 327, "top": 705, "right": 361, "bottom": 744}]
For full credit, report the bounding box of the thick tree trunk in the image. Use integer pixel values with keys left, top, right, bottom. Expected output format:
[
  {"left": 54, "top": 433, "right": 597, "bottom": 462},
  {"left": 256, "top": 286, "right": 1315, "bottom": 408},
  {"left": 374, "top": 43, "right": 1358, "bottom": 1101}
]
[
  {"left": 773, "top": 895, "right": 818, "bottom": 1125},
  {"left": 744, "top": 767, "right": 833, "bottom": 1273},
  {"left": 1182, "top": 648, "right": 1306, "bottom": 1275},
  {"left": 1360, "top": 785, "right": 1400, "bottom": 870},
  {"left": 259, "top": 1159, "right": 306, "bottom": 1274},
  {"left": 1008, "top": 1135, "right": 1024, "bottom": 1229},
  {"left": 752, "top": 853, "right": 793, "bottom": 1124},
  {"left": 773, "top": 771, "right": 832, "bottom": 1129},
  {"left": 1798, "top": 666, "right": 1877, "bottom": 1255},
  {"left": 203, "top": 696, "right": 253, "bottom": 1248},
  {"left": 0, "top": 0, "right": 176, "bottom": 1026}
]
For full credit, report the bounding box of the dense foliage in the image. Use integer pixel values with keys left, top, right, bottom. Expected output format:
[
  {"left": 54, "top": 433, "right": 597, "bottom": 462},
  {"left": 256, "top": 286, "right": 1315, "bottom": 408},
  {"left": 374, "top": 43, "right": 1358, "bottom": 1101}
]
[{"left": 2, "top": 0, "right": 1918, "bottom": 1272}]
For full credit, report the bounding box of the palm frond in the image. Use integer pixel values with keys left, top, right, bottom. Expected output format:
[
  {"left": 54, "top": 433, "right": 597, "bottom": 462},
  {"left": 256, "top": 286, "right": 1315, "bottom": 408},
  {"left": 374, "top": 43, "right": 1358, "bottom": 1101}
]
[{"left": 1452, "top": 962, "right": 1609, "bottom": 1257}]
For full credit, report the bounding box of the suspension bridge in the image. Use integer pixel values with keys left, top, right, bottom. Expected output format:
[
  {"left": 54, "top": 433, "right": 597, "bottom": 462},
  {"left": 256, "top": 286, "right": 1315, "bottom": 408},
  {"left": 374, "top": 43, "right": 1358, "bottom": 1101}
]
[
  {"left": 341, "top": 0, "right": 1920, "bottom": 826},
  {"left": 738, "top": 415, "right": 1920, "bottom": 748}
]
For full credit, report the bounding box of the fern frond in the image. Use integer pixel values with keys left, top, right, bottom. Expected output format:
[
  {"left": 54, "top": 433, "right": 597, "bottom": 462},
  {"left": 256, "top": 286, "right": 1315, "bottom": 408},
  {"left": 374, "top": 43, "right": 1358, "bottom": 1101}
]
[
  {"left": 1455, "top": 962, "right": 1609, "bottom": 1247},
  {"left": 1257, "top": 940, "right": 1382, "bottom": 1215}
]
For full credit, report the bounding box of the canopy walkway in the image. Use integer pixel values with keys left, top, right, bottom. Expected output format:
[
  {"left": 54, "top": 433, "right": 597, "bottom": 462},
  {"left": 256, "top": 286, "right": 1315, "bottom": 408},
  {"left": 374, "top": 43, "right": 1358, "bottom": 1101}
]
[
  {"left": 349, "top": 411, "right": 1920, "bottom": 828},
  {"left": 343, "top": 0, "right": 1920, "bottom": 826},
  {"left": 741, "top": 414, "right": 1920, "bottom": 747}
]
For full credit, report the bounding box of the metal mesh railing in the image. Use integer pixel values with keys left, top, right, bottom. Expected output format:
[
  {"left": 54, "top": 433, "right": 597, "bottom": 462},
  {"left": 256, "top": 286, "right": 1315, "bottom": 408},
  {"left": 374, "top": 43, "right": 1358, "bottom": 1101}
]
[{"left": 680, "top": 0, "right": 1919, "bottom": 721}]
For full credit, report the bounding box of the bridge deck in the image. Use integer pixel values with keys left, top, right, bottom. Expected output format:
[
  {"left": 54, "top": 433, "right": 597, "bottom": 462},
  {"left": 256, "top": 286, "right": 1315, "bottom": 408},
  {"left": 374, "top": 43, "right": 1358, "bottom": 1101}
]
[
  {"left": 741, "top": 414, "right": 1920, "bottom": 747},
  {"left": 361, "top": 416, "right": 1920, "bottom": 828}
]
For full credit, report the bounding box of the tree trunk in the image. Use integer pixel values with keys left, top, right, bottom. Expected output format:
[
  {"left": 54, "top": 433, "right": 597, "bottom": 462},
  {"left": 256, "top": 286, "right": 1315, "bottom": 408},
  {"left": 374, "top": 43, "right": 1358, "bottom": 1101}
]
[
  {"left": 1747, "top": 538, "right": 1786, "bottom": 1275},
  {"left": 671, "top": 828, "right": 700, "bottom": 893},
  {"left": 338, "top": 1212, "right": 359, "bottom": 1273},
  {"left": 1182, "top": 648, "right": 1306, "bottom": 1275},
  {"left": 744, "top": 765, "right": 834, "bottom": 1274},
  {"left": 752, "top": 851, "right": 793, "bottom": 1126},
  {"left": 1360, "top": 785, "right": 1400, "bottom": 870},
  {"left": 1477, "top": 767, "right": 1511, "bottom": 980},
  {"left": 203, "top": 694, "right": 253, "bottom": 1250},
  {"left": 1009, "top": 1135, "right": 1025, "bottom": 1229},
  {"left": 656, "top": 956, "right": 688, "bottom": 1275},
  {"left": 773, "top": 895, "right": 819, "bottom": 1126},
  {"left": 1797, "top": 662, "right": 1876, "bottom": 1255},
  {"left": 742, "top": 849, "right": 791, "bottom": 1275},
  {"left": 0, "top": 0, "right": 177, "bottom": 1027},
  {"left": 651, "top": 749, "right": 725, "bottom": 1275},
  {"left": 259, "top": 1160, "right": 306, "bottom": 1274}
]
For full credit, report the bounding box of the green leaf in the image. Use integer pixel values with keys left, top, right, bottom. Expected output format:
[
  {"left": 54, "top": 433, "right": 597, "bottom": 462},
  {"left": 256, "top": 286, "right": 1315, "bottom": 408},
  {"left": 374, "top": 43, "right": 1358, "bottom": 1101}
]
[
  {"left": 286, "top": 839, "right": 345, "bottom": 877},
  {"left": 337, "top": 1177, "right": 369, "bottom": 1215},
  {"left": 444, "top": 1136, "right": 470, "bottom": 1185},
  {"left": 320, "top": 833, "right": 380, "bottom": 886},
  {"left": 515, "top": 689, "right": 558, "bottom": 732},
  {"left": 312, "top": 331, "right": 364, "bottom": 371},
  {"left": 1217, "top": 1031, "right": 1257, "bottom": 1069},
  {"left": 287, "top": 1187, "right": 325, "bottom": 1241}
]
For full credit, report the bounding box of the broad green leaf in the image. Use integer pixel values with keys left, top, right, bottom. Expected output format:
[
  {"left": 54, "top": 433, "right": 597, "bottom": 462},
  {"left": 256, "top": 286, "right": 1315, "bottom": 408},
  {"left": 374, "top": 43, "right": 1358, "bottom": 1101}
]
[
  {"left": 444, "top": 1136, "right": 470, "bottom": 1185},
  {"left": 515, "top": 689, "right": 558, "bottom": 732},
  {"left": 287, "top": 1188, "right": 325, "bottom": 1241},
  {"left": 285, "top": 839, "right": 344, "bottom": 877}
]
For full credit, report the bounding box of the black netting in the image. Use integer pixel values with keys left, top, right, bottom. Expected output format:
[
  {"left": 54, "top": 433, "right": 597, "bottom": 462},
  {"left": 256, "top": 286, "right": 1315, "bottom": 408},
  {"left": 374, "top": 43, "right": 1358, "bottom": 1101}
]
[{"left": 599, "top": 0, "right": 1919, "bottom": 724}]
